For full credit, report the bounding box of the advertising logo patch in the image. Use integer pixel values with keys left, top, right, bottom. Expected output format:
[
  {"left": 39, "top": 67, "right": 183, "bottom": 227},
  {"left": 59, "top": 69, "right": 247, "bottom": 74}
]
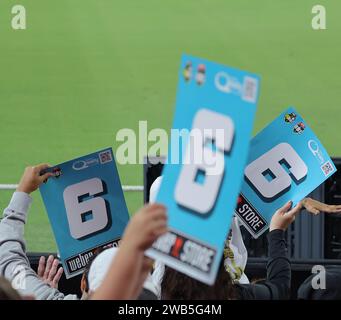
[
  {"left": 236, "top": 194, "right": 267, "bottom": 235},
  {"left": 152, "top": 229, "right": 216, "bottom": 274}
]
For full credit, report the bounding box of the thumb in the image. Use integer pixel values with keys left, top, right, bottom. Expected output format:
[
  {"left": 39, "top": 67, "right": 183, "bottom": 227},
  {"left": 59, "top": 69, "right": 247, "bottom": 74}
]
[
  {"left": 307, "top": 207, "right": 320, "bottom": 215},
  {"left": 279, "top": 201, "right": 293, "bottom": 214},
  {"left": 39, "top": 172, "right": 54, "bottom": 183},
  {"left": 286, "top": 202, "right": 303, "bottom": 219}
]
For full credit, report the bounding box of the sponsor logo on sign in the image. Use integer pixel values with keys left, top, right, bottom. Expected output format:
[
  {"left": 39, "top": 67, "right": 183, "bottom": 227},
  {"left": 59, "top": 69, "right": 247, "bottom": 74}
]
[
  {"left": 151, "top": 229, "right": 216, "bottom": 274},
  {"left": 65, "top": 238, "right": 120, "bottom": 276},
  {"left": 235, "top": 194, "right": 267, "bottom": 236},
  {"left": 72, "top": 158, "right": 99, "bottom": 171},
  {"left": 214, "top": 72, "right": 257, "bottom": 103},
  {"left": 214, "top": 72, "right": 242, "bottom": 95},
  {"left": 308, "top": 139, "right": 325, "bottom": 165}
]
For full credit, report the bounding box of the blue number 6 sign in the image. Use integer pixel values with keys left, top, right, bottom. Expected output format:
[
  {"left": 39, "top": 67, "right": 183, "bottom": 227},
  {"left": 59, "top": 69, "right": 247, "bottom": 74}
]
[
  {"left": 146, "top": 55, "right": 260, "bottom": 285},
  {"left": 40, "top": 148, "right": 130, "bottom": 278}
]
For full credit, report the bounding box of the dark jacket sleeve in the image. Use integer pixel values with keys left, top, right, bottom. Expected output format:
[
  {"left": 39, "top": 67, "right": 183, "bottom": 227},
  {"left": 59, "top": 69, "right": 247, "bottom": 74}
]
[{"left": 235, "top": 229, "right": 291, "bottom": 300}]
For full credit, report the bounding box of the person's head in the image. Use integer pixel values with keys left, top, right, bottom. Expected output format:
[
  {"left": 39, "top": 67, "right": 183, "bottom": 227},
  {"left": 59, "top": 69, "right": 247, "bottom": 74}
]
[
  {"left": 161, "top": 258, "right": 235, "bottom": 300},
  {"left": 80, "top": 247, "right": 117, "bottom": 298},
  {"left": 0, "top": 277, "right": 22, "bottom": 300},
  {"left": 88, "top": 247, "right": 119, "bottom": 294},
  {"left": 82, "top": 246, "right": 158, "bottom": 300}
]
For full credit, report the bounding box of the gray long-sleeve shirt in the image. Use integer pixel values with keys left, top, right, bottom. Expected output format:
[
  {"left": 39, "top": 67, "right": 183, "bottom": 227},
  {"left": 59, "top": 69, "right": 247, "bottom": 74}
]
[{"left": 0, "top": 191, "right": 78, "bottom": 300}]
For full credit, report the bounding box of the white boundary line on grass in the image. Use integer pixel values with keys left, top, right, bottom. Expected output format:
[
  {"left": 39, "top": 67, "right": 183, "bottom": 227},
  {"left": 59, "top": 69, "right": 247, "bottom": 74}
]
[{"left": 0, "top": 184, "right": 144, "bottom": 192}]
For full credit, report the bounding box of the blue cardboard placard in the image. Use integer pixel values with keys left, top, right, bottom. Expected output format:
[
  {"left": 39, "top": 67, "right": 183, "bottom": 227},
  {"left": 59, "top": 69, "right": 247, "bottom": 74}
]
[
  {"left": 146, "top": 54, "right": 260, "bottom": 285},
  {"left": 39, "top": 148, "right": 129, "bottom": 278},
  {"left": 235, "top": 107, "right": 337, "bottom": 238}
]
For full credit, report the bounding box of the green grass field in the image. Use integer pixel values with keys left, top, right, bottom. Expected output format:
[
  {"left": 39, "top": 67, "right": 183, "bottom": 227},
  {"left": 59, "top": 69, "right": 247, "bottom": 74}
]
[{"left": 0, "top": 0, "right": 340, "bottom": 252}]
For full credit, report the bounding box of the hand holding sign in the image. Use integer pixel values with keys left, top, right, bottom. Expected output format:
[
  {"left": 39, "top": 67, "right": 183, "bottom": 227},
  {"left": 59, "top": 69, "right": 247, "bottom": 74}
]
[
  {"left": 269, "top": 201, "right": 303, "bottom": 232},
  {"left": 16, "top": 164, "right": 53, "bottom": 193},
  {"left": 122, "top": 203, "right": 168, "bottom": 251}
]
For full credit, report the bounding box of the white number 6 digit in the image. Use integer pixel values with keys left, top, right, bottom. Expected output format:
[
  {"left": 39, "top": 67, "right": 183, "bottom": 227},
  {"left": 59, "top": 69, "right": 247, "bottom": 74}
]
[
  {"left": 63, "top": 178, "right": 109, "bottom": 239},
  {"left": 175, "top": 109, "right": 234, "bottom": 214},
  {"left": 244, "top": 142, "right": 308, "bottom": 199}
]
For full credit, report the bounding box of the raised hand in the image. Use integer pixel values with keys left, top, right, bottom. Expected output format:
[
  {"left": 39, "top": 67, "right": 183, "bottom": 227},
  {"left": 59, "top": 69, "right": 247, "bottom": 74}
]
[
  {"left": 270, "top": 201, "right": 303, "bottom": 231},
  {"left": 17, "top": 164, "right": 53, "bottom": 194},
  {"left": 302, "top": 197, "right": 341, "bottom": 215},
  {"left": 122, "top": 203, "right": 168, "bottom": 251},
  {"left": 37, "top": 255, "right": 64, "bottom": 289}
]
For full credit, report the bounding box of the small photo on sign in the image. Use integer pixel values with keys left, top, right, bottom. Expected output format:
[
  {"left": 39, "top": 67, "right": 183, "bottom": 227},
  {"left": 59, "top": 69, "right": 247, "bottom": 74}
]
[{"left": 99, "top": 150, "right": 113, "bottom": 164}]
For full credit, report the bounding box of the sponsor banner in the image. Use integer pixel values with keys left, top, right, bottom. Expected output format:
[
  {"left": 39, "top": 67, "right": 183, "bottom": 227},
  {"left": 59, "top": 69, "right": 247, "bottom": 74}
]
[
  {"left": 151, "top": 229, "right": 217, "bottom": 276},
  {"left": 235, "top": 194, "right": 267, "bottom": 235},
  {"left": 65, "top": 238, "right": 121, "bottom": 276}
]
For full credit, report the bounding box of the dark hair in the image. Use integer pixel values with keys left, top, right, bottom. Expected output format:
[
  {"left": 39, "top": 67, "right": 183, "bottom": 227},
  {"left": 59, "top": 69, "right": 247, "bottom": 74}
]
[
  {"left": 161, "top": 258, "right": 236, "bottom": 300},
  {"left": 0, "top": 277, "right": 22, "bottom": 300}
]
